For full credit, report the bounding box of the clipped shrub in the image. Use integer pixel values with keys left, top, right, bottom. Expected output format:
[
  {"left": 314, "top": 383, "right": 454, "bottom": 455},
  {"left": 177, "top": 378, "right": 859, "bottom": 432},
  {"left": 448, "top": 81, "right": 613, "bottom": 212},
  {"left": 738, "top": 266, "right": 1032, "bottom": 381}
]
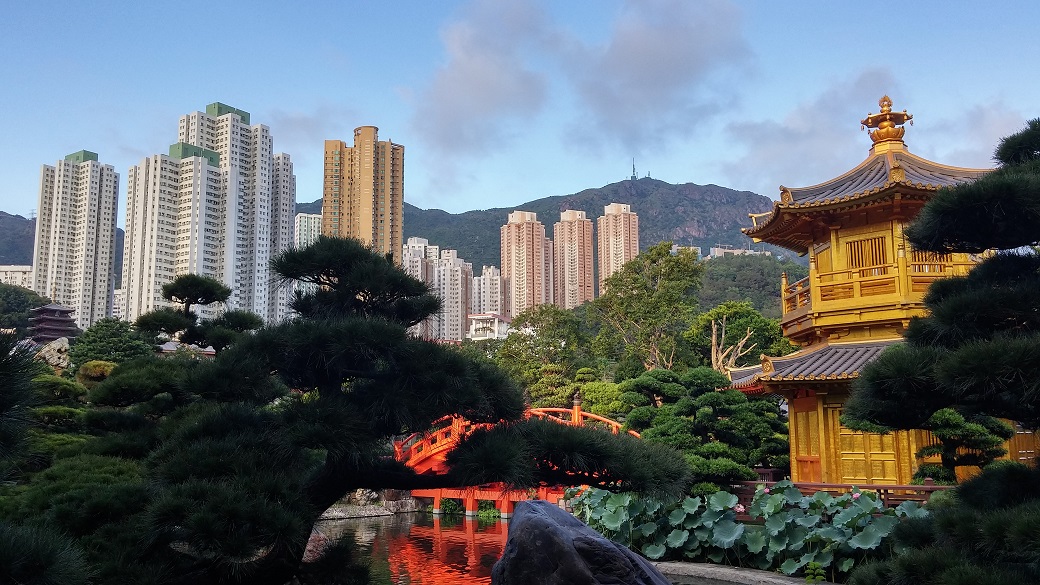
[
  {"left": 75, "top": 360, "right": 117, "bottom": 389},
  {"left": 31, "top": 375, "right": 87, "bottom": 404}
]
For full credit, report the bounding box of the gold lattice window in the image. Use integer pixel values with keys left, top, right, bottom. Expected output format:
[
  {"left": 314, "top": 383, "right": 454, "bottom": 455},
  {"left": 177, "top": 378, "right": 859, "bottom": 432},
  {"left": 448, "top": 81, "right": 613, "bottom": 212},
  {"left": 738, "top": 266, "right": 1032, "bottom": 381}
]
[
  {"left": 846, "top": 236, "right": 888, "bottom": 277},
  {"left": 910, "top": 250, "right": 950, "bottom": 273}
]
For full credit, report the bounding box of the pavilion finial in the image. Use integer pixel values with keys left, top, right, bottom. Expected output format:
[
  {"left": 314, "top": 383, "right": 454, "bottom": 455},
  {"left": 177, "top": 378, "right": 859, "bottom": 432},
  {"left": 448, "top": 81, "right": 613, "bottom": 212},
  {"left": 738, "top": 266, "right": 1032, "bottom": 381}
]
[{"left": 861, "top": 95, "right": 913, "bottom": 145}]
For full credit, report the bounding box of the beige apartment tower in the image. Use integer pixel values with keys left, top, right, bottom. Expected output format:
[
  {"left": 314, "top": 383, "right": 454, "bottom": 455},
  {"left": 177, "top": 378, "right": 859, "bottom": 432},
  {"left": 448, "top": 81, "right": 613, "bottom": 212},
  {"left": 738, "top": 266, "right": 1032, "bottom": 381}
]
[
  {"left": 597, "top": 203, "right": 640, "bottom": 291},
  {"left": 554, "top": 210, "right": 594, "bottom": 309},
  {"left": 322, "top": 127, "right": 404, "bottom": 263},
  {"left": 500, "top": 211, "right": 553, "bottom": 319}
]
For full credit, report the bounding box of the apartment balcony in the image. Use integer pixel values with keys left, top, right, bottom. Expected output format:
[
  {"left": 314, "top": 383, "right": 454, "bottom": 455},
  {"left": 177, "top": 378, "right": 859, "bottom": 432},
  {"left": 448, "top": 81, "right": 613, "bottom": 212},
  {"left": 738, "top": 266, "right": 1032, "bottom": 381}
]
[{"left": 780, "top": 255, "right": 975, "bottom": 343}]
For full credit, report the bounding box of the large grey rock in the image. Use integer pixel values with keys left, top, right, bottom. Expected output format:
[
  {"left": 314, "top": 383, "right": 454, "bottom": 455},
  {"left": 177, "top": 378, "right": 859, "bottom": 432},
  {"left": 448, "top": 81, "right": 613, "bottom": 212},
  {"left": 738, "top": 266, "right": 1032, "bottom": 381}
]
[{"left": 491, "top": 500, "right": 672, "bottom": 585}]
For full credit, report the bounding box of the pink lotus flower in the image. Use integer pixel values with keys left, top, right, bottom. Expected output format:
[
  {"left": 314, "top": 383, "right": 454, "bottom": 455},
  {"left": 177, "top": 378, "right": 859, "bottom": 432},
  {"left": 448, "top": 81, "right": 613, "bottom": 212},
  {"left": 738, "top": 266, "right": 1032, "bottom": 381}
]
[
  {"left": 734, "top": 504, "right": 746, "bottom": 513},
  {"left": 763, "top": 487, "right": 770, "bottom": 494},
  {"left": 852, "top": 492, "right": 861, "bottom": 500}
]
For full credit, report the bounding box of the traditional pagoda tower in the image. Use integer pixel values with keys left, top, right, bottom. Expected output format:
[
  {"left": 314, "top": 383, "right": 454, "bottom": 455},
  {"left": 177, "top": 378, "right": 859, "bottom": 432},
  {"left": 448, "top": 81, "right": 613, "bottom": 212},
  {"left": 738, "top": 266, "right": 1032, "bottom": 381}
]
[
  {"left": 729, "top": 97, "right": 1002, "bottom": 484},
  {"left": 29, "top": 303, "right": 79, "bottom": 344}
]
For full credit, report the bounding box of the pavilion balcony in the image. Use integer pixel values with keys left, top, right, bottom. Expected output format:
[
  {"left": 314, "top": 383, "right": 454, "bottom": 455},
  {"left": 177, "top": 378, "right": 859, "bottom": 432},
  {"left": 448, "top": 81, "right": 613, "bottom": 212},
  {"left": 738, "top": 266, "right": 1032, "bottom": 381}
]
[{"left": 780, "top": 253, "right": 975, "bottom": 341}]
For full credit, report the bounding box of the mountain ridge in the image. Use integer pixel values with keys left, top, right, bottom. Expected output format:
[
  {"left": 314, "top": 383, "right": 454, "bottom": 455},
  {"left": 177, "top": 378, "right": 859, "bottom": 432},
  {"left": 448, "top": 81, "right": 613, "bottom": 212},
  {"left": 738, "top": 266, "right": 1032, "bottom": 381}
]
[
  {"left": 0, "top": 178, "right": 783, "bottom": 281},
  {"left": 300, "top": 177, "right": 780, "bottom": 269}
]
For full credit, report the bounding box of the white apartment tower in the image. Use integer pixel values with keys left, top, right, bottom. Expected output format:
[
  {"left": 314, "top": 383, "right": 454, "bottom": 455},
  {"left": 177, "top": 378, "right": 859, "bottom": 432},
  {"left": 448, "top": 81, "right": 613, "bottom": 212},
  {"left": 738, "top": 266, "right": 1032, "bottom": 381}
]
[
  {"left": 471, "top": 265, "right": 502, "bottom": 315},
  {"left": 553, "top": 210, "right": 594, "bottom": 309},
  {"left": 122, "top": 103, "right": 296, "bottom": 322},
  {"left": 500, "top": 211, "right": 553, "bottom": 319},
  {"left": 294, "top": 213, "right": 322, "bottom": 248},
  {"left": 33, "top": 150, "right": 118, "bottom": 329},
  {"left": 432, "top": 250, "right": 473, "bottom": 342},
  {"left": 401, "top": 237, "right": 472, "bottom": 341},
  {"left": 293, "top": 212, "right": 323, "bottom": 300},
  {"left": 597, "top": 203, "right": 640, "bottom": 292}
]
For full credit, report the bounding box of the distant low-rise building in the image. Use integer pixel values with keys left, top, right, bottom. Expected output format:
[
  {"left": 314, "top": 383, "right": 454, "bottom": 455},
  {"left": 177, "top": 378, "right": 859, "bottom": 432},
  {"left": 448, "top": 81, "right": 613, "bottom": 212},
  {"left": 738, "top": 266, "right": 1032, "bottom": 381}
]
[
  {"left": 706, "top": 245, "right": 771, "bottom": 259},
  {"left": 0, "top": 265, "right": 33, "bottom": 289},
  {"left": 466, "top": 313, "right": 511, "bottom": 341}
]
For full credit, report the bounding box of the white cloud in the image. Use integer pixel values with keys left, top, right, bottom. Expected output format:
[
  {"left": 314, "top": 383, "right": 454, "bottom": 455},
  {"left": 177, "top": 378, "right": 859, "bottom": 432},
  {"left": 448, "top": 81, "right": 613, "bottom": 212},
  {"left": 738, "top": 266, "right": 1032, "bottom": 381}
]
[{"left": 720, "top": 69, "right": 901, "bottom": 197}]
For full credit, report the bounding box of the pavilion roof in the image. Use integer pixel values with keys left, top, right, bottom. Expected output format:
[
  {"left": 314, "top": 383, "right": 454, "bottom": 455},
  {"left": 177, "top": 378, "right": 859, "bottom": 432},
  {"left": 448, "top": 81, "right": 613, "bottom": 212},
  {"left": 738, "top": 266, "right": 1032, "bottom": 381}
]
[
  {"left": 730, "top": 339, "right": 901, "bottom": 393},
  {"left": 743, "top": 96, "right": 990, "bottom": 253}
]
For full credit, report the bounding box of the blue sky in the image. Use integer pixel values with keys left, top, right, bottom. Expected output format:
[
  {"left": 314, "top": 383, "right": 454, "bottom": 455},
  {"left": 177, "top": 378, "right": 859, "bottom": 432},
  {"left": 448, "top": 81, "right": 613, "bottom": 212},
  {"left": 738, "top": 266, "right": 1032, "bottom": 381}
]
[{"left": 0, "top": 0, "right": 1037, "bottom": 221}]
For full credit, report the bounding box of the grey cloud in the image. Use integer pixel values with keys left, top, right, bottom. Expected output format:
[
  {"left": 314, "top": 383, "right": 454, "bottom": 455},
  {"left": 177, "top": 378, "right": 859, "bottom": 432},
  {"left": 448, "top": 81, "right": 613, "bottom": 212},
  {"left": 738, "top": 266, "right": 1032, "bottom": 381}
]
[
  {"left": 721, "top": 69, "right": 901, "bottom": 197},
  {"left": 409, "top": 0, "right": 550, "bottom": 155},
  {"left": 913, "top": 101, "right": 1024, "bottom": 169},
  {"left": 559, "top": 0, "right": 750, "bottom": 151}
]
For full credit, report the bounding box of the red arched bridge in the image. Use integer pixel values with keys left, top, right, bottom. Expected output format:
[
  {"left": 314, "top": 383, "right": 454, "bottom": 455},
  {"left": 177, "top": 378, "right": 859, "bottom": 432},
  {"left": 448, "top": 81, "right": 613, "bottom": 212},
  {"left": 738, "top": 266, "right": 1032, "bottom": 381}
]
[{"left": 393, "top": 401, "right": 638, "bottom": 517}]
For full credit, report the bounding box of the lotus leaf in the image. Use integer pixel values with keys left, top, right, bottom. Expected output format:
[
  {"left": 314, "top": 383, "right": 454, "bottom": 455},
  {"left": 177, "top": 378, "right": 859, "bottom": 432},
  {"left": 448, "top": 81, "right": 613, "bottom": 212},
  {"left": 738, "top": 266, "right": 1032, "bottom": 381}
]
[
  {"left": 743, "top": 528, "right": 767, "bottom": 553},
  {"left": 606, "top": 492, "right": 632, "bottom": 510},
  {"left": 700, "top": 508, "right": 725, "bottom": 526},
  {"left": 814, "top": 547, "right": 834, "bottom": 567},
  {"left": 642, "top": 543, "right": 667, "bottom": 560},
  {"left": 708, "top": 490, "right": 738, "bottom": 511},
  {"left": 768, "top": 531, "right": 789, "bottom": 553},
  {"left": 848, "top": 523, "right": 887, "bottom": 549},
  {"left": 831, "top": 505, "right": 865, "bottom": 528},
  {"left": 895, "top": 500, "right": 928, "bottom": 518},
  {"left": 694, "top": 525, "right": 712, "bottom": 542},
  {"left": 666, "top": 528, "right": 689, "bottom": 548},
  {"left": 793, "top": 510, "right": 822, "bottom": 528},
  {"left": 780, "top": 558, "right": 803, "bottom": 574},
  {"left": 682, "top": 496, "right": 703, "bottom": 514},
  {"left": 668, "top": 507, "right": 688, "bottom": 526},
  {"left": 764, "top": 513, "right": 787, "bottom": 535},
  {"left": 601, "top": 507, "right": 626, "bottom": 531},
  {"left": 799, "top": 549, "right": 817, "bottom": 565},
  {"left": 837, "top": 557, "right": 855, "bottom": 572},
  {"left": 784, "top": 486, "right": 804, "bottom": 503},
  {"left": 638, "top": 521, "right": 658, "bottom": 537},
  {"left": 711, "top": 518, "right": 745, "bottom": 548}
]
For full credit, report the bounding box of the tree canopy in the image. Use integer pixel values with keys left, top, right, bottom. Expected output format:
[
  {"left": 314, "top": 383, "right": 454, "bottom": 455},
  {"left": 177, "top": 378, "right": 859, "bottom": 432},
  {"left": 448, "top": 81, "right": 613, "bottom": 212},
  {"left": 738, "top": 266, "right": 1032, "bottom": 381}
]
[
  {"left": 698, "top": 254, "right": 808, "bottom": 319},
  {"left": 68, "top": 318, "right": 152, "bottom": 371},
  {"left": 0, "top": 284, "right": 49, "bottom": 336},
  {"left": 161, "top": 273, "right": 232, "bottom": 317},
  {"left": 0, "top": 236, "right": 691, "bottom": 585},
  {"left": 593, "top": 242, "right": 703, "bottom": 371}
]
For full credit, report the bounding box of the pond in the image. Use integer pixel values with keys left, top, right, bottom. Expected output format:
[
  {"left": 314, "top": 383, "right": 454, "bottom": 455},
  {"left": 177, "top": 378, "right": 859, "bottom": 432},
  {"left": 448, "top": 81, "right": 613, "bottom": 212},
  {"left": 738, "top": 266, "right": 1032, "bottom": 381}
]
[
  {"left": 317, "top": 513, "right": 743, "bottom": 585},
  {"left": 318, "top": 512, "right": 504, "bottom": 584}
]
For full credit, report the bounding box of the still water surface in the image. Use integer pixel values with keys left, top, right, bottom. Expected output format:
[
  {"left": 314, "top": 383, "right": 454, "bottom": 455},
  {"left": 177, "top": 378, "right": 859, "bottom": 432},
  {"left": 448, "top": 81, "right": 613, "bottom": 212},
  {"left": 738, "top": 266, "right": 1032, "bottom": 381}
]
[{"left": 318, "top": 513, "right": 504, "bottom": 584}]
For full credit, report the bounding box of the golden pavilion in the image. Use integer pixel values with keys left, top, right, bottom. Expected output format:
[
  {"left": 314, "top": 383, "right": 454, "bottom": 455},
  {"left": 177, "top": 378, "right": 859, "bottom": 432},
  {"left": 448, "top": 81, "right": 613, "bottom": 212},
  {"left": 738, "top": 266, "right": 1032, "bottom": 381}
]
[{"left": 730, "top": 96, "right": 1038, "bottom": 484}]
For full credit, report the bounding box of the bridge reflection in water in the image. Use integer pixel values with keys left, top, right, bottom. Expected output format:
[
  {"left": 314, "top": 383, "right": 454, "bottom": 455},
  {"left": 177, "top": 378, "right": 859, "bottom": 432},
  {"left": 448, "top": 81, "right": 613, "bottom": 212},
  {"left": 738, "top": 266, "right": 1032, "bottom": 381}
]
[{"left": 318, "top": 512, "right": 506, "bottom": 584}]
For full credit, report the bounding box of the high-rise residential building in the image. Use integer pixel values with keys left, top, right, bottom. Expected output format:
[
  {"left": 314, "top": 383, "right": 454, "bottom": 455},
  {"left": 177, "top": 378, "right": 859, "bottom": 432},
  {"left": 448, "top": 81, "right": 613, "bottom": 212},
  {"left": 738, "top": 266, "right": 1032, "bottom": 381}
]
[
  {"left": 401, "top": 237, "right": 472, "bottom": 341},
  {"left": 293, "top": 213, "right": 323, "bottom": 300},
  {"left": 0, "top": 265, "right": 34, "bottom": 289},
  {"left": 122, "top": 103, "right": 296, "bottom": 323},
  {"left": 294, "top": 213, "right": 322, "bottom": 248},
  {"left": 432, "top": 250, "right": 473, "bottom": 342},
  {"left": 322, "top": 127, "right": 404, "bottom": 263},
  {"left": 471, "top": 265, "right": 502, "bottom": 315},
  {"left": 597, "top": 203, "right": 640, "bottom": 292},
  {"left": 500, "top": 211, "right": 552, "bottom": 319},
  {"left": 553, "top": 210, "right": 594, "bottom": 309},
  {"left": 32, "top": 150, "right": 118, "bottom": 329}
]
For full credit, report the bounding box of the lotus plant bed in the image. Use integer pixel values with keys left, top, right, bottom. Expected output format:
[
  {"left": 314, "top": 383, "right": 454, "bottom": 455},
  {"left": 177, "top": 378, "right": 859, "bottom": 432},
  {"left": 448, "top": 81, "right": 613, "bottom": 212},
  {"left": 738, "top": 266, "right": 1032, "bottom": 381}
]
[
  {"left": 731, "top": 480, "right": 950, "bottom": 520},
  {"left": 567, "top": 480, "right": 932, "bottom": 583}
]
